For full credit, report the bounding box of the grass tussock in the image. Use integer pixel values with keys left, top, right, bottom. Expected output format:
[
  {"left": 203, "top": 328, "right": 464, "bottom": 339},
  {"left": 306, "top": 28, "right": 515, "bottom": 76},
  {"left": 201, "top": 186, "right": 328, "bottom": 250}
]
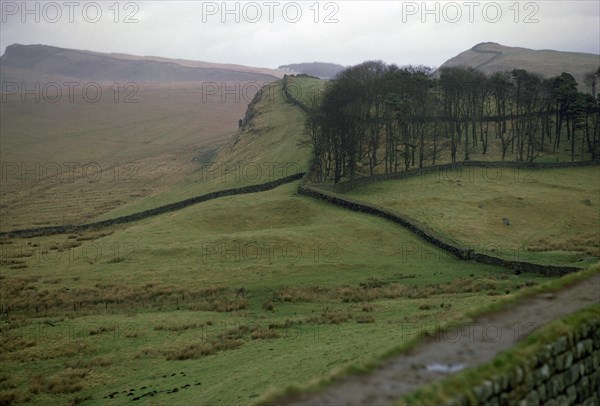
[
  {"left": 75, "top": 230, "right": 114, "bottom": 241},
  {"left": 268, "top": 319, "right": 305, "bottom": 329},
  {"left": 0, "top": 337, "right": 37, "bottom": 353},
  {"left": 192, "top": 297, "right": 248, "bottom": 312},
  {"left": 0, "top": 390, "right": 17, "bottom": 406},
  {"left": 89, "top": 325, "right": 115, "bottom": 335},
  {"left": 29, "top": 368, "right": 89, "bottom": 395},
  {"left": 136, "top": 325, "right": 251, "bottom": 360},
  {"left": 66, "top": 356, "right": 112, "bottom": 369},
  {"left": 165, "top": 339, "right": 244, "bottom": 360},
  {"left": 0, "top": 390, "right": 30, "bottom": 406},
  {"left": 527, "top": 233, "right": 599, "bottom": 256},
  {"left": 3, "top": 281, "right": 248, "bottom": 315},
  {"left": 153, "top": 322, "right": 205, "bottom": 332},
  {"left": 262, "top": 300, "right": 275, "bottom": 312},
  {"left": 273, "top": 277, "right": 510, "bottom": 304},
  {"left": 355, "top": 315, "right": 375, "bottom": 324},
  {"left": 251, "top": 327, "right": 281, "bottom": 340},
  {"left": 309, "top": 308, "right": 353, "bottom": 325},
  {"left": 66, "top": 395, "right": 92, "bottom": 406},
  {"left": 219, "top": 324, "right": 251, "bottom": 340},
  {"left": 5, "top": 339, "right": 91, "bottom": 363}
]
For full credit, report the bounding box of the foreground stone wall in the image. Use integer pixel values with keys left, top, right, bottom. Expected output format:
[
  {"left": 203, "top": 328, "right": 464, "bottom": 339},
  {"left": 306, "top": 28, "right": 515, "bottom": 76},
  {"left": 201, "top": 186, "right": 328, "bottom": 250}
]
[{"left": 452, "top": 314, "right": 600, "bottom": 406}]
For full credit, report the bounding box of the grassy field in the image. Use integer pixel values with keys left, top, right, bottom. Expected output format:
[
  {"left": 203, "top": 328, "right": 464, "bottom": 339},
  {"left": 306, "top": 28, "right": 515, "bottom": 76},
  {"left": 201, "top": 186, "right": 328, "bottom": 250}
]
[
  {"left": 0, "top": 179, "right": 551, "bottom": 405},
  {"left": 1, "top": 75, "right": 597, "bottom": 405},
  {"left": 0, "top": 82, "right": 264, "bottom": 232},
  {"left": 344, "top": 166, "right": 600, "bottom": 267}
]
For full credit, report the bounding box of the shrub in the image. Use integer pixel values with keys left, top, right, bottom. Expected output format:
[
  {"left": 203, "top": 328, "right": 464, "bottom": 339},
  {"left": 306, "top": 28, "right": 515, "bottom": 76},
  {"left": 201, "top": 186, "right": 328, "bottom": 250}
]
[
  {"left": 362, "top": 304, "right": 374, "bottom": 312},
  {"left": 165, "top": 339, "right": 244, "bottom": 360},
  {"left": 262, "top": 300, "right": 274, "bottom": 312},
  {"left": 309, "top": 308, "right": 352, "bottom": 325},
  {"left": 251, "top": 328, "right": 280, "bottom": 340},
  {"left": 0, "top": 390, "right": 22, "bottom": 405},
  {"left": 154, "top": 322, "right": 201, "bottom": 332},
  {"left": 29, "top": 369, "right": 88, "bottom": 395},
  {"left": 356, "top": 315, "right": 375, "bottom": 323}
]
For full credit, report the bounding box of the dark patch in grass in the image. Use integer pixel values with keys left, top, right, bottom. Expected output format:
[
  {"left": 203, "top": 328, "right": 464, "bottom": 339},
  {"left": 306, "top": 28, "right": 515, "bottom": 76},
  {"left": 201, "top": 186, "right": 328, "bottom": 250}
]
[
  {"left": 29, "top": 368, "right": 88, "bottom": 395},
  {"left": 308, "top": 308, "right": 352, "bottom": 325},
  {"left": 251, "top": 328, "right": 281, "bottom": 340},
  {"left": 356, "top": 315, "right": 375, "bottom": 323}
]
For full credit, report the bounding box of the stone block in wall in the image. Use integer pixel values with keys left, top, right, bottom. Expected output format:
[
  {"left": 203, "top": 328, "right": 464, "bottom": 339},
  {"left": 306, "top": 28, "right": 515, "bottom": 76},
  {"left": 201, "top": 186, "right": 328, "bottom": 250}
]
[
  {"left": 576, "top": 340, "right": 585, "bottom": 359},
  {"left": 515, "top": 366, "right": 524, "bottom": 385},
  {"left": 487, "top": 396, "right": 500, "bottom": 406},
  {"left": 491, "top": 376, "right": 504, "bottom": 396},
  {"left": 556, "top": 351, "right": 574, "bottom": 371},
  {"left": 593, "top": 327, "right": 600, "bottom": 349},
  {"left": 473, "top": 380, "right": 494, "bottom": 401},
  {"left": 553, "top": 336, "right": 568, "bottom": 355},
  {"left": 581, "top": 397, "right": 599, "bottom": 406},
  {"left": 534, "top": 364, "right": 551, "bottom": 381},
  {"left": 536, "top": 384, "right": 547, "bottom": 402},
  {"left": 525, "top": 389, "right": 540, "bottom": 406},
  {"left": 547, "top": 374, "right": 563, "bottom": 397},
  {"left": 573, "top": 323, "right": 586, "bottom": 342},
  {"left": 589, "top": 369, "right": 600, "bottom": 392},
  {"left": 498, "top": 374, "right": 509, "bottom": 392},
  {"left": 583, "top": 339, "right": 593, "bottom": 357},
  {"left": 567, "top": 363, "right": 580, "bottom": 385},
  {"left": 538, "top": 345, "right": 553, "bottom": 363},
  {"left": 445, "top": 393, "right": 468, "bottom": 405},
  {"left": 523, "top": 371, "right": 536, "bottom": 392},
  {"left": 565, "top": 385, "right": 578, "bottom": 405},
  {"left": 577, "top": 375, "right": 590, "bottom": 403},
  {"left": 583, "top": 356, "right": 594, "bottom": 376},
  {"left": 499, "top": 392, "right": 511, "bottom": 406},
  {"left": 554, "top": 353, "right": 566, "bottom": 371}
]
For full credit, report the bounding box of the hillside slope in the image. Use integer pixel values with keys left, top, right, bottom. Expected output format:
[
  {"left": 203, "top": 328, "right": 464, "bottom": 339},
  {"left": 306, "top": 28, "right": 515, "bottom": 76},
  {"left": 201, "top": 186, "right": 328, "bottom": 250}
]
[
  {"left": 440, "top": 42, "right": 599, "bottom": 85},
  {"left": 0, "top": 46, "right": 297, "bottom": 232},
  {"left": 0, "top": 77, "right": 316, "bottom": 231},
  {"left": 0, "top": 44, "right": 281, "bottom": 83},
  {"left": 84, "top": 76, "right": 317, "bottom": 221}
]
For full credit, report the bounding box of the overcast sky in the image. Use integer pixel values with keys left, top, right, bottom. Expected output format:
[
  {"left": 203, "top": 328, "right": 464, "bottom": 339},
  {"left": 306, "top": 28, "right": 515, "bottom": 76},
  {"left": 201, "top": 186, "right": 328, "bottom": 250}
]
[{"left": 1, "top": 1, "right": 598, "bottom": 69}]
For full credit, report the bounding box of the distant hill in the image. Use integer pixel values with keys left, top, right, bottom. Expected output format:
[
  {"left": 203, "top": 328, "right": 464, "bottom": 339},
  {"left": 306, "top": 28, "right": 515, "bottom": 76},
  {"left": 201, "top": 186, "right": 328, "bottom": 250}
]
[
  {"left": 0, "top": 44, "right": 283, "bottom": 84},
  {"left": 278, "top": 62, "right": 345, "bottom": 79},
  {"left": 439, "top": 42, "right": 599, "bottom": 86}
]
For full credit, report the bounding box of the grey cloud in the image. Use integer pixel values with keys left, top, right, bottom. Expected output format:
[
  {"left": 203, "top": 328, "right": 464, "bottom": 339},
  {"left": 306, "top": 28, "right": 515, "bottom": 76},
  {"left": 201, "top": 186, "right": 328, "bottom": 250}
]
[{"left": 1, "top": 1, "right": 598, "bottom": 68}]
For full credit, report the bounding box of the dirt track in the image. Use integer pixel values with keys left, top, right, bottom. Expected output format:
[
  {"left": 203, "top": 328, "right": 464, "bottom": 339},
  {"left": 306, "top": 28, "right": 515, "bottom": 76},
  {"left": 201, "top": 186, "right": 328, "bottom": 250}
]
[{"left": 279, "top": 273, "right": 600, "bottom": 405}]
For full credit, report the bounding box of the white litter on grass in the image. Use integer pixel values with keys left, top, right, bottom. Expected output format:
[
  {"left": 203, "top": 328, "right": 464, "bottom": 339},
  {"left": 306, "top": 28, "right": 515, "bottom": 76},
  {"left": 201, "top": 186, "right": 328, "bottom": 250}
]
[{"left": 426, "top": 363, "right": 465, "bottom": 373}]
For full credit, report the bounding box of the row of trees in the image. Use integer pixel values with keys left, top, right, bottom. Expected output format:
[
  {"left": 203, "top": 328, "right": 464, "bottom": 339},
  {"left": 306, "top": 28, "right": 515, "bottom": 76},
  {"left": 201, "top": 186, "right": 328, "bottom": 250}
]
[{"left": 305, "top": 62, "right": 600, "bottom": 183}]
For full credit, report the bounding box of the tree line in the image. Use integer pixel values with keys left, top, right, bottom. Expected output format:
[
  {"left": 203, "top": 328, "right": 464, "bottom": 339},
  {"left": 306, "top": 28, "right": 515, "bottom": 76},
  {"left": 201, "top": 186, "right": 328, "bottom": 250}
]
[{"left": 304, "top": 62, "right": 600, "bottom": 183}]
